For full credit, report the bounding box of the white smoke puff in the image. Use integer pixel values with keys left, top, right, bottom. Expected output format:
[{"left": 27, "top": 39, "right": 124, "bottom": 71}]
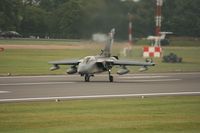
[{"left": 92, "top": 33, "right": 108, "bottom": 43}]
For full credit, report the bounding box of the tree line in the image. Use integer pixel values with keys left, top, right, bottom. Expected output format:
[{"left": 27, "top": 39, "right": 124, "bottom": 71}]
[{"left": 0, "top": 0, "right": 200, "bottom": 39}]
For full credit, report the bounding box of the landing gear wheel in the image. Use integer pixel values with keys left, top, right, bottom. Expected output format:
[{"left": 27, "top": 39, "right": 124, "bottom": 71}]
[
  {"left": 108, "top": 69, "right": 113, "bottom": 82},
  {"left": 84, "top": 74, "right": 90, "bottom": 82},
  {"left": 109, "top": 75, "right": 113, "bottom": 82}
]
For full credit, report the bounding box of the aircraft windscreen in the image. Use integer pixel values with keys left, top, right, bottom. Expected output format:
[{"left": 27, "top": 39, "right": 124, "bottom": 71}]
[{"left": 83, "top": 56, "right": 95, "bottom": 64}]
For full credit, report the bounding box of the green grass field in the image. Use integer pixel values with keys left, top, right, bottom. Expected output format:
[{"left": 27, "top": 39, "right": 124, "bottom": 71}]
[
  {"left": 0, "top": 38, "right": 82, "bottom": 45},
  {"left": 0, "top": 96, "right": 200, "bottom": 133}
]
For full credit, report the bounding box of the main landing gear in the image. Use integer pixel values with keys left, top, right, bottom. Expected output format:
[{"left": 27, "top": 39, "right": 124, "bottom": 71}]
[
  {"left": 84, "top": 74, "right": 90, "bottom": 82},
  {"left": 84, "top": 71, "right": 113, "bottom": 82},
  {"left": 108, "top": 70, "right": 113, "bottom": 82}
]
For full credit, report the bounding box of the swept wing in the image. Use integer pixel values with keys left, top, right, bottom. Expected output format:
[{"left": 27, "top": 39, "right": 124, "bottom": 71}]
[
  {"left": 112, "top": 60, "right": 155, "bottom": 66},
  {"left": 49, "top": 59, "right": 80, "bottom": 65},
  {"left": 96, "top": 58, "right": 155, "bottom": 67},
  {"left": 49, "top": 59, "right": 80, "bottom": 71}
]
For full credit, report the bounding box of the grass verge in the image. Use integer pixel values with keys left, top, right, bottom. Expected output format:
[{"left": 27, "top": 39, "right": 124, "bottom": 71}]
[
  {"left": 0, "top": 96, "right": 200, "bottom": 133},
  {"left": 0, "top": 39, "right": 81, "bottom": 45},
  {"left": 0, "top": 46, "right": 200, "bottom": 75}
]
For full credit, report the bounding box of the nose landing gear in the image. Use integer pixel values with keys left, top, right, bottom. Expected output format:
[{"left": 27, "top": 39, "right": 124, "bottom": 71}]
[
  {"left": 84, "top": 74, "right": 90, "bottom": 82},
  {"left": 84, "top": 74, "right": 94, "bottom": 82}
]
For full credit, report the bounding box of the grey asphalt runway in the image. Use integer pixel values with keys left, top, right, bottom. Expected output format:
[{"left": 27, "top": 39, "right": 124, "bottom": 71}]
[{"left": 0, "top": 72, "right": 200, "bottom": 102}]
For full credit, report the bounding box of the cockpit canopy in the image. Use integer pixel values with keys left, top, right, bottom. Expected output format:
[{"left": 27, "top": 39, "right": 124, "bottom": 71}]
[{"left": 82, "top": 56, "right": 95, "bottom": 64}]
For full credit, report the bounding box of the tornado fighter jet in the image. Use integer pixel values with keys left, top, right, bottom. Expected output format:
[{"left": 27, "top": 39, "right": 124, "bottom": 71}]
[{"left": 49, "top": 29, "right": 155, "bottom": 82}]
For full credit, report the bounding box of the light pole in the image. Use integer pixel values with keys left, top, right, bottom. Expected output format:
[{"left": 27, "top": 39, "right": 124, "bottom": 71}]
[
  {"left": 128, "top": 13, "right": 133, "bottom": 48},
  {"left": 155, "top": 0, "right": 163, "bottom": 36},
  {"left": 121, "top": 0, "right": 140, "bottom": 56}
]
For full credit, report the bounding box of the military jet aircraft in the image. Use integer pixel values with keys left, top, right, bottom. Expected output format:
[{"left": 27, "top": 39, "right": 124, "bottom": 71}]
[{"left": 49, "top": 29, "right": 155, "bottom": 82}]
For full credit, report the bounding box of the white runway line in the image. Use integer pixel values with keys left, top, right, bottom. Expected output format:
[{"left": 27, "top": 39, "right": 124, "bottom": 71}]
[
  {"left": 0, "top": 82, "right": 75, "bottom": 86},
  {"left": 121, "top": 79, "right": 181, "bottom": 82},
  {"left": 0, "top": 92, "right": 200, "bottom": 102},
  {"left": 119, "top": 75, "right": 169, "bottom": 79},
  {"left": 0, "top": 91, "right": 10, "bottom": 94},
  {"left": 0, "top": 75, "right": 68, "bottom": 79}
]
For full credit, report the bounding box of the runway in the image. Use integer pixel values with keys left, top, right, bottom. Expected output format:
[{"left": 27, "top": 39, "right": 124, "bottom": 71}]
[{"left": 0, "top": 72, "right": 200, "bottom": 102}]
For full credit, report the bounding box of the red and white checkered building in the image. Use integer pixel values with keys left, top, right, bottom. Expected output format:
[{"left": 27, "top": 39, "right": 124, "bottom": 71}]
[{"left": 143, "top": 46, "right": 162, "bottom": 58}]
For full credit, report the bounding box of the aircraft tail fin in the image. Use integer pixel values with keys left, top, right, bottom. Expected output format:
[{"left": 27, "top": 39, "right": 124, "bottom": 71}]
[{"left": 102, "top": 28, "right": 115, "bottom": 57}]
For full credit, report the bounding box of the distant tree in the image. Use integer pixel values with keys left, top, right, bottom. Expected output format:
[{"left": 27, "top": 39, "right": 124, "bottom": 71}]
[
  {"left": 49, "top": 0, "right": 83, "bottom": 38},
  {"left": 20, "top": 5, "right": 48, "bottom": 37},
  {"left": 22, "top": 0, "right": 40, "bottom": 6},
  {"left": 163, "top": 0, "right": 200, "bottom": 37},
  {"left": 0, "top": 0, "right": 22, "bottom": 31},
  {"left": 39, "top": 0, "right": 69, "bottom": 12},
  {"left": 2, "top": 0, "right": 199, "bottom": 39}
]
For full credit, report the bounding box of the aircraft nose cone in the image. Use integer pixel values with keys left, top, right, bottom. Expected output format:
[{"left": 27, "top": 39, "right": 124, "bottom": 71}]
[
  {"left": 77, "top": 68, "right": 84, "bottom": 74},
  {"left": 77, "top": 64, "right": 88, "bottom": 74}
]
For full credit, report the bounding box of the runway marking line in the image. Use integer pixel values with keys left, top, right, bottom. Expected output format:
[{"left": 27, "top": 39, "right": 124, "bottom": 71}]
[
  {"left": 0, "top": 91, "right": 10, "bottom": 94},
  {"left": 0, "top": 82, "right": 75, "bottom": 86},
  {"left": 120, "top": 79, "right": 181, "bottom": 82},
  {"left": 0, "top": 75, "right": 69, "bottom": 79},
  {"left": 119, "top": 75, "right": 169, "bottom": 79},
  {"left": 0, "top": 92, "right": 200, "bottom": 102}
]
